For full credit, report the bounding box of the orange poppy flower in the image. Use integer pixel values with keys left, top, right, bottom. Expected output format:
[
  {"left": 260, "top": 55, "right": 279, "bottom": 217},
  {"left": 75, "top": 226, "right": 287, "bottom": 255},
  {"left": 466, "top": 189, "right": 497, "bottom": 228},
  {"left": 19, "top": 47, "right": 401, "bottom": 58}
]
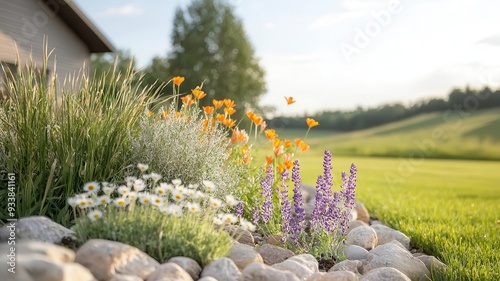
[
  {"left": 246, "top": 111, "right": 256, "bottom": 120},
  {"left": 294, "top": 138, "right": 310, "bottom": 151},
  {"left": 306, "top": 118, "right": 319, "bottom": 128},
  {"left": 265, "top": 156, "right": 273, "bottom": 165},
  {"left": 224, "top": 107, "right": 236, "bottom": 116},
  {"left": 230, "top": 129, "right": 249, "bottom": 144},
  {"left": 284, "top": 139, "right": 292, "bottom": 149},
  {"left": 260, "top": 121, "right": 267, "bottom": 131},
  {"left": 284, "top": 96, "right": 296, "bottom": 105},
  {"left": 265, "top": 129, "right": 278, "bottom": 140},
  {"left": 253, "top": 116, "right": 263, "bottom": 126},
  {"left": 274, "top": 144, "right": 284, "bottom": 157},
  {"left": 192, "top": 88, "right": 206, "bottom": 100},
  {"left": 181, "top": 94, "right": 194, "bottom": 106},
  {"left": 216, "top": 113, "right": 225, "bottom": 122},
  {"left": 223, "top": 118, "right": 236, "bottom": 128},
  {"left": 213, "top": 99, "right": 224, "bottom": 109},
  {"left": 273, "top": 138, "right": 282, "bottom": 148},
  {"left": 223, "top": 99, "right": 235, "bottom": 108},
  {"left": 172, "top": 76, "right": 185, "bottom": 86},
  {"left": 277, "top": 164, "right": 285, "bottom": 174},
  {"left": 203, "top": 106, "right": 214, "bottom": 115}
]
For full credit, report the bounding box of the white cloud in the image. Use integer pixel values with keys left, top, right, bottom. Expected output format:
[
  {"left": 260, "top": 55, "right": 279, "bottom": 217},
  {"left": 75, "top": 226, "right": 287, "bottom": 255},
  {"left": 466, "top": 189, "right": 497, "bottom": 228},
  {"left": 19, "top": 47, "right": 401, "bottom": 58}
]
[
  {"left": 477, "top": 34, "right": 500, "bottom": 47},
  {"left": 309, "top": 11, "right": 368, "bottom": 29},
  {"left": 103, "top": 4, "right": 144, "bottom": 16}
]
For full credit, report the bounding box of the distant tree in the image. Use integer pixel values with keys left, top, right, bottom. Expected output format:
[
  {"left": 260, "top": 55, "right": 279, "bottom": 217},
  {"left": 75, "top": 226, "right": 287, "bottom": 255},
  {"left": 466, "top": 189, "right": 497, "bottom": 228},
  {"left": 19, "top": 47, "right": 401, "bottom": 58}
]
[{"left": 148, "top": 0, "right": 266, "bottom": 116}]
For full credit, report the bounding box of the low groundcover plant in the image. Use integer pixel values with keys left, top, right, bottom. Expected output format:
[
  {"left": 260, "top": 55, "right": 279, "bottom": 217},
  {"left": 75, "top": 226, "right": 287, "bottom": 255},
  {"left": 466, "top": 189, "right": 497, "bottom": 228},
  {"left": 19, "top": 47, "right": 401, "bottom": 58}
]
[{"left": 71, "top": 164, "right": 252, "bottom": 266}]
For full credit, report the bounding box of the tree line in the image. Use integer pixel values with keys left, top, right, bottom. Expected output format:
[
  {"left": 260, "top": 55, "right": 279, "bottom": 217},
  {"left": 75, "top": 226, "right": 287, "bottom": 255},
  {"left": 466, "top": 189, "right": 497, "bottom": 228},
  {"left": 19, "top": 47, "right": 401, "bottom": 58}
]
[{"left": 270, "top": 87, "right": 500, "bottom": 132}]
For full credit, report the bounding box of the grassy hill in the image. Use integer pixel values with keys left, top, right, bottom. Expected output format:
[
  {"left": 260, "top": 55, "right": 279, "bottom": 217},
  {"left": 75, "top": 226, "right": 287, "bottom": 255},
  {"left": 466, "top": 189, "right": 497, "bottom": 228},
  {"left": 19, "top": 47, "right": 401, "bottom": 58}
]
[{"left": 278, "top": 107, "right": 500, "bottom": 160}]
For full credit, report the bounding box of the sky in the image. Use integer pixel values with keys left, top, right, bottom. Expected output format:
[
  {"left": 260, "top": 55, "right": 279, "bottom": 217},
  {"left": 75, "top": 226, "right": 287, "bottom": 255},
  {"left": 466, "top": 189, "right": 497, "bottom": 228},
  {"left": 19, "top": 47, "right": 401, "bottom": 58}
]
[{"left": 74, "top": 0, "right": 500, "bottom": 115}]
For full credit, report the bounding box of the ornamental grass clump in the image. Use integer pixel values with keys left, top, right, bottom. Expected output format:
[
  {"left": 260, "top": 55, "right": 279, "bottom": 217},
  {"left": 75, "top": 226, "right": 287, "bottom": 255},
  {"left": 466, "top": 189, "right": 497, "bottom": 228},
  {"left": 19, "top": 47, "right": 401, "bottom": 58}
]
[
  {"left": 0, "top": 50, "right": 158, "bottom": 226},
  {"left": 72, "top": 164, "right": 251, "bottom": 266}
]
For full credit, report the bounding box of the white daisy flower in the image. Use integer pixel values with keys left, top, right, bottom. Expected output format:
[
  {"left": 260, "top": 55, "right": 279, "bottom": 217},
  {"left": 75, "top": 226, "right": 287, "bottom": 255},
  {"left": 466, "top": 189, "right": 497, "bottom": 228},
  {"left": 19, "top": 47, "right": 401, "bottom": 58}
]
[
  {"left": 125, "top": 176, "right": 137, "bottom": 187},
  {"left": 118, "top": 185, "right": 130, "bottom": 195},
  {"left": 101, "top": 182, "right": 109, "bottom": 187},
  {"left": 67, "top": 197, "right": 78, "bottom": 207},
  {"left": 87, "top": 209, "right": 103, "bottom": 221},
  {"left": 150, "top": 172, "right": 162, "bottom": 182},
  {"left": 172, "top": 179, "right": 182, "bottom": 186},
  {"left": 169, "top": 205, "right": 183, "bottom": 217},
  {"left": 137, "top": 163, "right": 149, "bottom": 172},
  {"left": 240, "top": 218, "right": 256, "bottom": 232},
  {"left": 155, "top": 186, "right": 167, "bottom": 195},
  {"left": 139, "top": 194, "right": 152, "bottom": 205},
  {"left": 213, "top": 216, "right": 224, "bottom": 225},
  {"left": 186, "top": 202, "right": 200, "bottom": 212},
  {"left": 83, "top": 182, "right": 100, "bottom": 193},
  {"left": 176, "top": 185, "right": 186, "bottom": 194},
  {"left": 128, "top": 191, "right": 138, "bottom": 201},
  {"left": 222, "top": 213, "right": 238, "bottom": 224},
  {"left": 102, "top": 186, "right": 115, "bottom": 195},
  {"left": 133, "top": 179, "right": 146, "bottom": 192},
  {"left": 193, "top": 190, "right": 206, "bottom": 199},
  {"left": 225, "top": 195, "right": 238, "bottom": 206},
  {"left": 172, "top": 190, "right": 185, "bottom": 202},
  {"left": 142, "top": 173, "right": 151, "bottom": 180},
  {"left": 114, "top": 197, "right": 128, "bottom": 207},
  {"left": 98, "top": 195, "right": 111, "bottom": 205},
  {"left": 85, "top": 198, "right": 94, "bottom": 208},
  {"left": 160, "top": 183, "right": 175, "bottom": 193},
  {"left": 159, "top": 206, "right": 170, "bottom": 216},
  {"left": 186, "top": 189, "right": 196, "bottom": 197},
  {"left": 151, "top": 195, "right": 163, "bottom": 206},
  {"left": 209, "top": 197, "right": 222, "bottom": 208},
  {"left": 202, "top": 180, "right": 216, "bottom": 192}
]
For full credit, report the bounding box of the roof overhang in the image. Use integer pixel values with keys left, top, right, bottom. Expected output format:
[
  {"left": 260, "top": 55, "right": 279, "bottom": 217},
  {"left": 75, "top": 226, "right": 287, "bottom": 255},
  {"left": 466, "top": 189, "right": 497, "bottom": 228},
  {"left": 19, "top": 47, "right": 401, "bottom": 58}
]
[{"left": 40, "top": 0, "right": 115, "bottom": 53}]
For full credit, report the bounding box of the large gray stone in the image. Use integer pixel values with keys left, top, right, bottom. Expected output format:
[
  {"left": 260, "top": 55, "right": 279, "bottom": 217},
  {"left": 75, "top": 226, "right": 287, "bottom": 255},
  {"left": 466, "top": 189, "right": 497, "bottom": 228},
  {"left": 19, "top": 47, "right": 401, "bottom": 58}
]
[
  {"left": 0, "top": 216, "right": 75, "bottom": 244},
  {"left": 75, "top": 239, "right": 159, "bottom": 281},
  {"left": 229, "top": 243, "right": 263, "bottom": 270},
  {"left": 329, "top": 260, "right": 363, "bottom": 276},
  {"left": 243, "top": 262, "right": 301, "bottom": 281},
  {"left": 307, "top": 271, "right": 359, "bottom": 281},
  {"left": 145, "top": 262, "right": 194, "bottom": 281},
  {"left": 416, "top": 255, "right": 448, "bottom": 273},
  {"left": 360, "top": 267, "right": 411, "bottom": 281},
  {"left": 18, "top": 255, "right": 95, "bottom": 281},
  {"left": 354, "top": 201, "right": 370, "bottom": 223},
  {"left": 363, "top": 243, "right": 430, "bottom": 281},
  {"left": 343, "top": 245, "right": 369, "bottom": 260},
  {"left": 370, "top": 224, "right": 410, "bottom": 249},
  {"left": 348, "top": 220, "right": 369, "bottom": 234},
  {"left": 224, "top": 225, "right": 255, "bottom": 246},
  {"left": 346, "top": 226, "right": 378, "bottom": 250},
  {"left": 201, "top": 257, "right": 242, "bottom": 281},
  {"left": 255, "top": 244, "right": 294, "bottom": 265},
  {"left": 168, "top": 256, "right": 202, "bottom": 280},
  {"left": 272, "top": 254, "right": 318, "bottom": 280}
]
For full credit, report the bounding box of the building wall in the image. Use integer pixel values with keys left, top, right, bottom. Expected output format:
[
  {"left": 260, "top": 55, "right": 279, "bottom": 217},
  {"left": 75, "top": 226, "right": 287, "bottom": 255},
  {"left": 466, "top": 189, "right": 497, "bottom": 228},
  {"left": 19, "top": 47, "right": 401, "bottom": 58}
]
[{"left": 0, "top": 0, "right": 90, "bottom": 89}]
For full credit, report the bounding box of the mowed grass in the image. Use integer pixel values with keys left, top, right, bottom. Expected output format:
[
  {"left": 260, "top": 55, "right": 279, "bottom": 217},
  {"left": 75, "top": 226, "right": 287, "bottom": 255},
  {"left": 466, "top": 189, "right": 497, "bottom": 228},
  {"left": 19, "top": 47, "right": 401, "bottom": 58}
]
[
  {"left": 279, "top": 107, "right": 500, "bottom": 160},
  {"left": 288, "top": 152, "right": 499, "bottom": 280}
]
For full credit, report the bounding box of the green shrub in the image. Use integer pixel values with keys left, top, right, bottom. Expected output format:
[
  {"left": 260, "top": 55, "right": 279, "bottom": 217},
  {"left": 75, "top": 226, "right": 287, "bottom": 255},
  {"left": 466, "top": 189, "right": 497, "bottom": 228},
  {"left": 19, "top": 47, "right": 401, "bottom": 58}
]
[
  {"left": 130, "top": 106, "right": 243, "bottom": 197},
  {"left": 0, "top": 51, "right": 158, "bottom": 225},
  {"left": 74, "top": 203, "right": 232, "bottom": 266}
]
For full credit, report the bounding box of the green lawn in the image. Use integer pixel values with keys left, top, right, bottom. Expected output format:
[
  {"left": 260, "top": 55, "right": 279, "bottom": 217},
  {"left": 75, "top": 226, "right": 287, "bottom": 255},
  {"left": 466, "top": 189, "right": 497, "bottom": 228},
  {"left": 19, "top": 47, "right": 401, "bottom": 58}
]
[{"left": 269, "top": 149, "right": 499, "bottom": 280}]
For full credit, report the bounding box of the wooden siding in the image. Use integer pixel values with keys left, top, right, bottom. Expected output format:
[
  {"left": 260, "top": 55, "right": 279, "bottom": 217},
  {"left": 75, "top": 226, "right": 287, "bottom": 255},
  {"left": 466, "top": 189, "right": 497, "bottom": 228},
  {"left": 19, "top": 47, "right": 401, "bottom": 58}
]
[{"left": 0, "top": 0, "right": 91, "bottom": 87}]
